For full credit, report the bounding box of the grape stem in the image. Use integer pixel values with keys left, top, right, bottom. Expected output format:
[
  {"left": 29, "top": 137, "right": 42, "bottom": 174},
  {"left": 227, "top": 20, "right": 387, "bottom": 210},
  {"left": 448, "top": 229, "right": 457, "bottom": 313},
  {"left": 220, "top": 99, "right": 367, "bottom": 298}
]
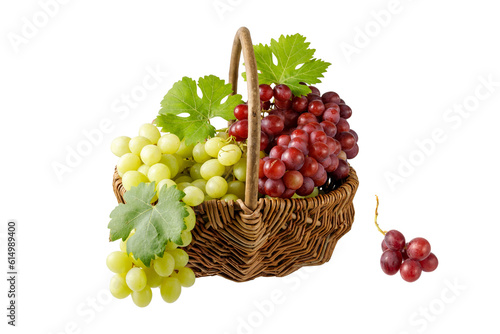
[{"left": 374, "top": 195, "right": 387, "bottom": 235}]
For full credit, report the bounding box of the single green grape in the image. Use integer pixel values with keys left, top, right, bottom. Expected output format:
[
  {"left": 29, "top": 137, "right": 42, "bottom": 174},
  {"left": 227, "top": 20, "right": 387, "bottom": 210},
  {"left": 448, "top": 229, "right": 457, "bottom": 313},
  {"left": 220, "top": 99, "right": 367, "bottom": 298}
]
[
  {"left": 137, "top": 164, "right": 150, "bottom": 177},
  {"left": 192, "top": 142, "right": 211, "bottom": 163},
  {"left": 125, "top": 267, "right": 147, "bottom": 292},
  {"left": 206, "top": 176, "right": 228, "bottom": 198},
  {"left": 139, "top": 123, "right": 161, "bottom": 144},
  {"left": 153, "top": 252, "right": 175, "bottom": 277},
  {"left": 110, "top": 273, "right": 131, "bottom": 299},
  {"left": 221, "top": 194, "right": 239, "bottom": 202},
  {"left": 189, "top": 163, "right": 203, "bottom": 180},
  {"left": 175, "top": 230, "right": 192, "bottom": 247},
  {"left": 174, "top": 175, "right": 193, "bottom": 183},
  {"left": 182, "top": 186, "right": 204, "bottom": 206},
  {"left": 157, "top": 133, "right": 181, "bottom": 154},
  {"left": 159, "top": 154, "right": 180, "bottom": 177},
  {"left": 117, "top": 153, "right": 142, "bottom": 175},
  {"left": 175, "top": 267, "right": 196, "bottom": 287},
  {"left": 140, "top": 144, "right": 162, "bottom": 166},
  {"left": 111, "top": 136, "right": 131, "bottom": 157},
  {"left": 227, "top": 180, "right": 245, "bottom": 199},
  {"left": 143, "top": 267, "right": 163, "bottom": 288},
  {"left": 122, "top": 171, "right": 148, "bottom": 191},
  {"left": 176, "top": 140, "right": 194, "bottom": 158},
  {"left": 200, "top": 159, "right": 225, "bottom": 180},
  {"left": 233, "top": 159, "right": 247, "bottom": 182},
  {"left": 218, "top": 144, "right": 242, "bottom": 166},
  {"left": 184, "top": 206, "right": 196, "bottom": 231},
  {"left": 131, "top": 286, "right": 153, "bottom": 307},
  {"left": 190, "top": 179, "right": 207, "bottom": 195},
  {"left": 168, "top": 249, "right": 189, "bottom": 269},
  {"left": 160, "top": 277, "right": 182, "bottom": 303},
  {"left": 156, "top": 179, "right": 176, "bottom": 192},
  {"left": 147, "top": 163, "right": 171, "bottom": 183},
  {"left": 106, "top": 251, "right": 133, "bottom": 274},
  {"left": 205, "top": 137, "right": 227, "bottom": 157},
  {"left": 129, "top": 136, "right": 152, "bottom": 155}
]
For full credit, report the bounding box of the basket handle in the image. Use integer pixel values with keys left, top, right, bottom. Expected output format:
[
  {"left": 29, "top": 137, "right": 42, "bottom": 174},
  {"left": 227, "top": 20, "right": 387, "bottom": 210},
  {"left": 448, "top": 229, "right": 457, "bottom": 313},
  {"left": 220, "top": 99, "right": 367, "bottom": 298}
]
[{"left": 228, "top": 27, "right": 261, "bottom": 211}]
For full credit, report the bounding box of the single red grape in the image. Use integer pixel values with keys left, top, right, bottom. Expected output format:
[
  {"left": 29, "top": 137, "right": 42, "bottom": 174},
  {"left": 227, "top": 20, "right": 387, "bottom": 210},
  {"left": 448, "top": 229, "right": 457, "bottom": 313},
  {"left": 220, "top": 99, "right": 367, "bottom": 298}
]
[
  {"left": 263, "top": 158, "right": 286, "bottom": 179},
  {"left": 299, "top": 156, "right": 319, "bottom": 178},
  {"left": 292, "top": 95, "right": 308, "bottom": 112},
  {"left": 322, "top": 91, "right": 341, "bottom": 104},
  {"left": 344, "top": 144, "right": 359, "bottom": 159},
  {"left": 407, "top": 238, "right": 431, "bottom": 261},
  {"left": 302, "top": 122, "right": 323, "bottom": 135},
  {"left": 296, "top": 177, "right": 314, "bottom": 196},
  {"left": 274, "top": 84, "right": 292, "bottom": 101},
  {"left": 331, "top": 159, "right": 350, "bottom": 180},
  {"left": 380, "top": 250, "right": 403, "bottom": 275},
  {"left": 234, "top": 104, "right": 248, "bottom": 120},
  {"left": 259, "top": 84, "right": 273, "bottom": 101},
  {"left": 283, "top": 171, "right": 304, "bottom": 190},
  {"left": 323, "top": 107, "right": 341, "bottom": 124},
  {"left": 336, "top": 118, "right": 350, "bottom": 133},
  {"left": 400, "top": 259, "right": 422, "bottom": 282},
  {"left": 264, "top": 178, "right": 285, "bottom": 197},
  {"left": 310, "top": 130, "right": 327, "bottom": 144},
  {"left": 281, "top": 147, "right": 305, "bottom": 170},
  {"left": 419, "top": 253, "right": 438, "bottom": 272},
  {"left": 384, "top": 230, "right": 406, "bottom": 251},
  {"left": 308, "top": 100, "right": 325, "bottom": 117},
  {"left": 309, "top": 142, "right": 329, "bottom": 162},
  {"left": 339, "top": 104, "right": 352, "bottom": 119},
  {"left": 337, "top": 132, "right": 356, "bottom": 151},
  {"left": 320, "top": 121, "right": 337, "bottom": 137},
  {"left": 261, "top": 115, "right": 285, "bottom": 136},
  {"left": 297, "top": 113, "right": 318, "bottom": 126}
]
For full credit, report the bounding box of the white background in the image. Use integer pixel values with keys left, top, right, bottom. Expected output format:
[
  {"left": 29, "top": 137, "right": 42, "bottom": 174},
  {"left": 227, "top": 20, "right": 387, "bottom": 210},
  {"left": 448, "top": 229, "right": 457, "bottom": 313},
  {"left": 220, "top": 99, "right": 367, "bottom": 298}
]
[{"left": 1, "top": 0, "right": 499, "bottom": 333}]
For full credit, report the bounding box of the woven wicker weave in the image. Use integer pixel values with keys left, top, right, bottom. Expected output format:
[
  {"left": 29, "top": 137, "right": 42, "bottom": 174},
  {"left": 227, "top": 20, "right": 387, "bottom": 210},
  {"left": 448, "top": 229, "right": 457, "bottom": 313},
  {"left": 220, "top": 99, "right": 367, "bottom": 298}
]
[{"left": 111, "top": 27, "right": 359, "bottom": 282}]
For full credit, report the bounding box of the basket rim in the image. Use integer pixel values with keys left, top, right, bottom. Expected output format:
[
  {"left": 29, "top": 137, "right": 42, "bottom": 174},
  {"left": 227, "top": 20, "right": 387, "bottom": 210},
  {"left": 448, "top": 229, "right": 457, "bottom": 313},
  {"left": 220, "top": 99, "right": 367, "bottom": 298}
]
[{"left": 112, "top": 165, "right": 358, "bottom": 213}]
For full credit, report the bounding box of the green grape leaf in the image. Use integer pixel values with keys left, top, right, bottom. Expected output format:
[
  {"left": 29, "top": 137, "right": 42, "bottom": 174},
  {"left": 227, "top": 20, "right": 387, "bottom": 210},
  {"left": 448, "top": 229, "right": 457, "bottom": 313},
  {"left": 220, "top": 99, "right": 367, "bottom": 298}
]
[
  {"left": 243, "top": 34, "right": 331, "bottom": 97},
  {"left": 156, "top": 75, "right": 243, "bottom": 146},
  {"left": 108, "top": 182, "right": 188, "bottom": 267}
]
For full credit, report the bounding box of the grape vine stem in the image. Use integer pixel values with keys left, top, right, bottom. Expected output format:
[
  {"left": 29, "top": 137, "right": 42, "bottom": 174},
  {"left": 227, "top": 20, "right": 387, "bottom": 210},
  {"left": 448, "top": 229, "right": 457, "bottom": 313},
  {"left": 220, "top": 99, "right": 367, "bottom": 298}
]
[{"left": 375, "top": 195, "right": 387, "bottom": 235}]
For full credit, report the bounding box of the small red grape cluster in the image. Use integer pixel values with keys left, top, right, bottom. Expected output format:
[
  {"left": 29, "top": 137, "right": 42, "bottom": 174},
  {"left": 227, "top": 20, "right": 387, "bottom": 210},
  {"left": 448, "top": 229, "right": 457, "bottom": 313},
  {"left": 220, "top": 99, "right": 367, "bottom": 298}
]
[
  {"left": 381, "top": 231, "right": 438, "bottom": 282},
  {"left": 229, "top": 83, "right": 359, "bottom": 198},
  {"left": 376, "top": 196, "right": 438, "bottom": 282}
]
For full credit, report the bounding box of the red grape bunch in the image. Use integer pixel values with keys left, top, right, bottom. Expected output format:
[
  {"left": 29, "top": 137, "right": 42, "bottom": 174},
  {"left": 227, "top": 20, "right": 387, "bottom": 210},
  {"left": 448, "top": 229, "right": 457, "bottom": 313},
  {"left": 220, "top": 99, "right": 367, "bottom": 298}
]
[
  {"left": 229, "top": 82, "right": 359, "bottom": 198},
  {"left": 376, "top": 196, "right": 439, "bottom": 282}
]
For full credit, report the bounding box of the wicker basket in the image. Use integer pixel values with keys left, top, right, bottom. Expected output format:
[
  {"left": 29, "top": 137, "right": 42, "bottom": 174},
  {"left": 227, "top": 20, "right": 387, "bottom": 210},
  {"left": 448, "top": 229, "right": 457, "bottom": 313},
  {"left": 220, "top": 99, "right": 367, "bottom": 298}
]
[{"left": 112, "top": 27, "right": 359, "bottom": 282}]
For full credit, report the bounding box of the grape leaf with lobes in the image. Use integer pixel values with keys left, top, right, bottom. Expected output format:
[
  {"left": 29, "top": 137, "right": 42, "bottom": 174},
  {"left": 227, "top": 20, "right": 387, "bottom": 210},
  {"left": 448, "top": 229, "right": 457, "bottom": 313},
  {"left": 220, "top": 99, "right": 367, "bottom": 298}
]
[
  {"left": 156, "top": 75, "right": 243, "bottom": 146},
  {"left": 243, "top": 34, "right": 331, "bottom": 97},
  {"left": 108, "top": 182, "right": 188, "bottom": 267}
]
